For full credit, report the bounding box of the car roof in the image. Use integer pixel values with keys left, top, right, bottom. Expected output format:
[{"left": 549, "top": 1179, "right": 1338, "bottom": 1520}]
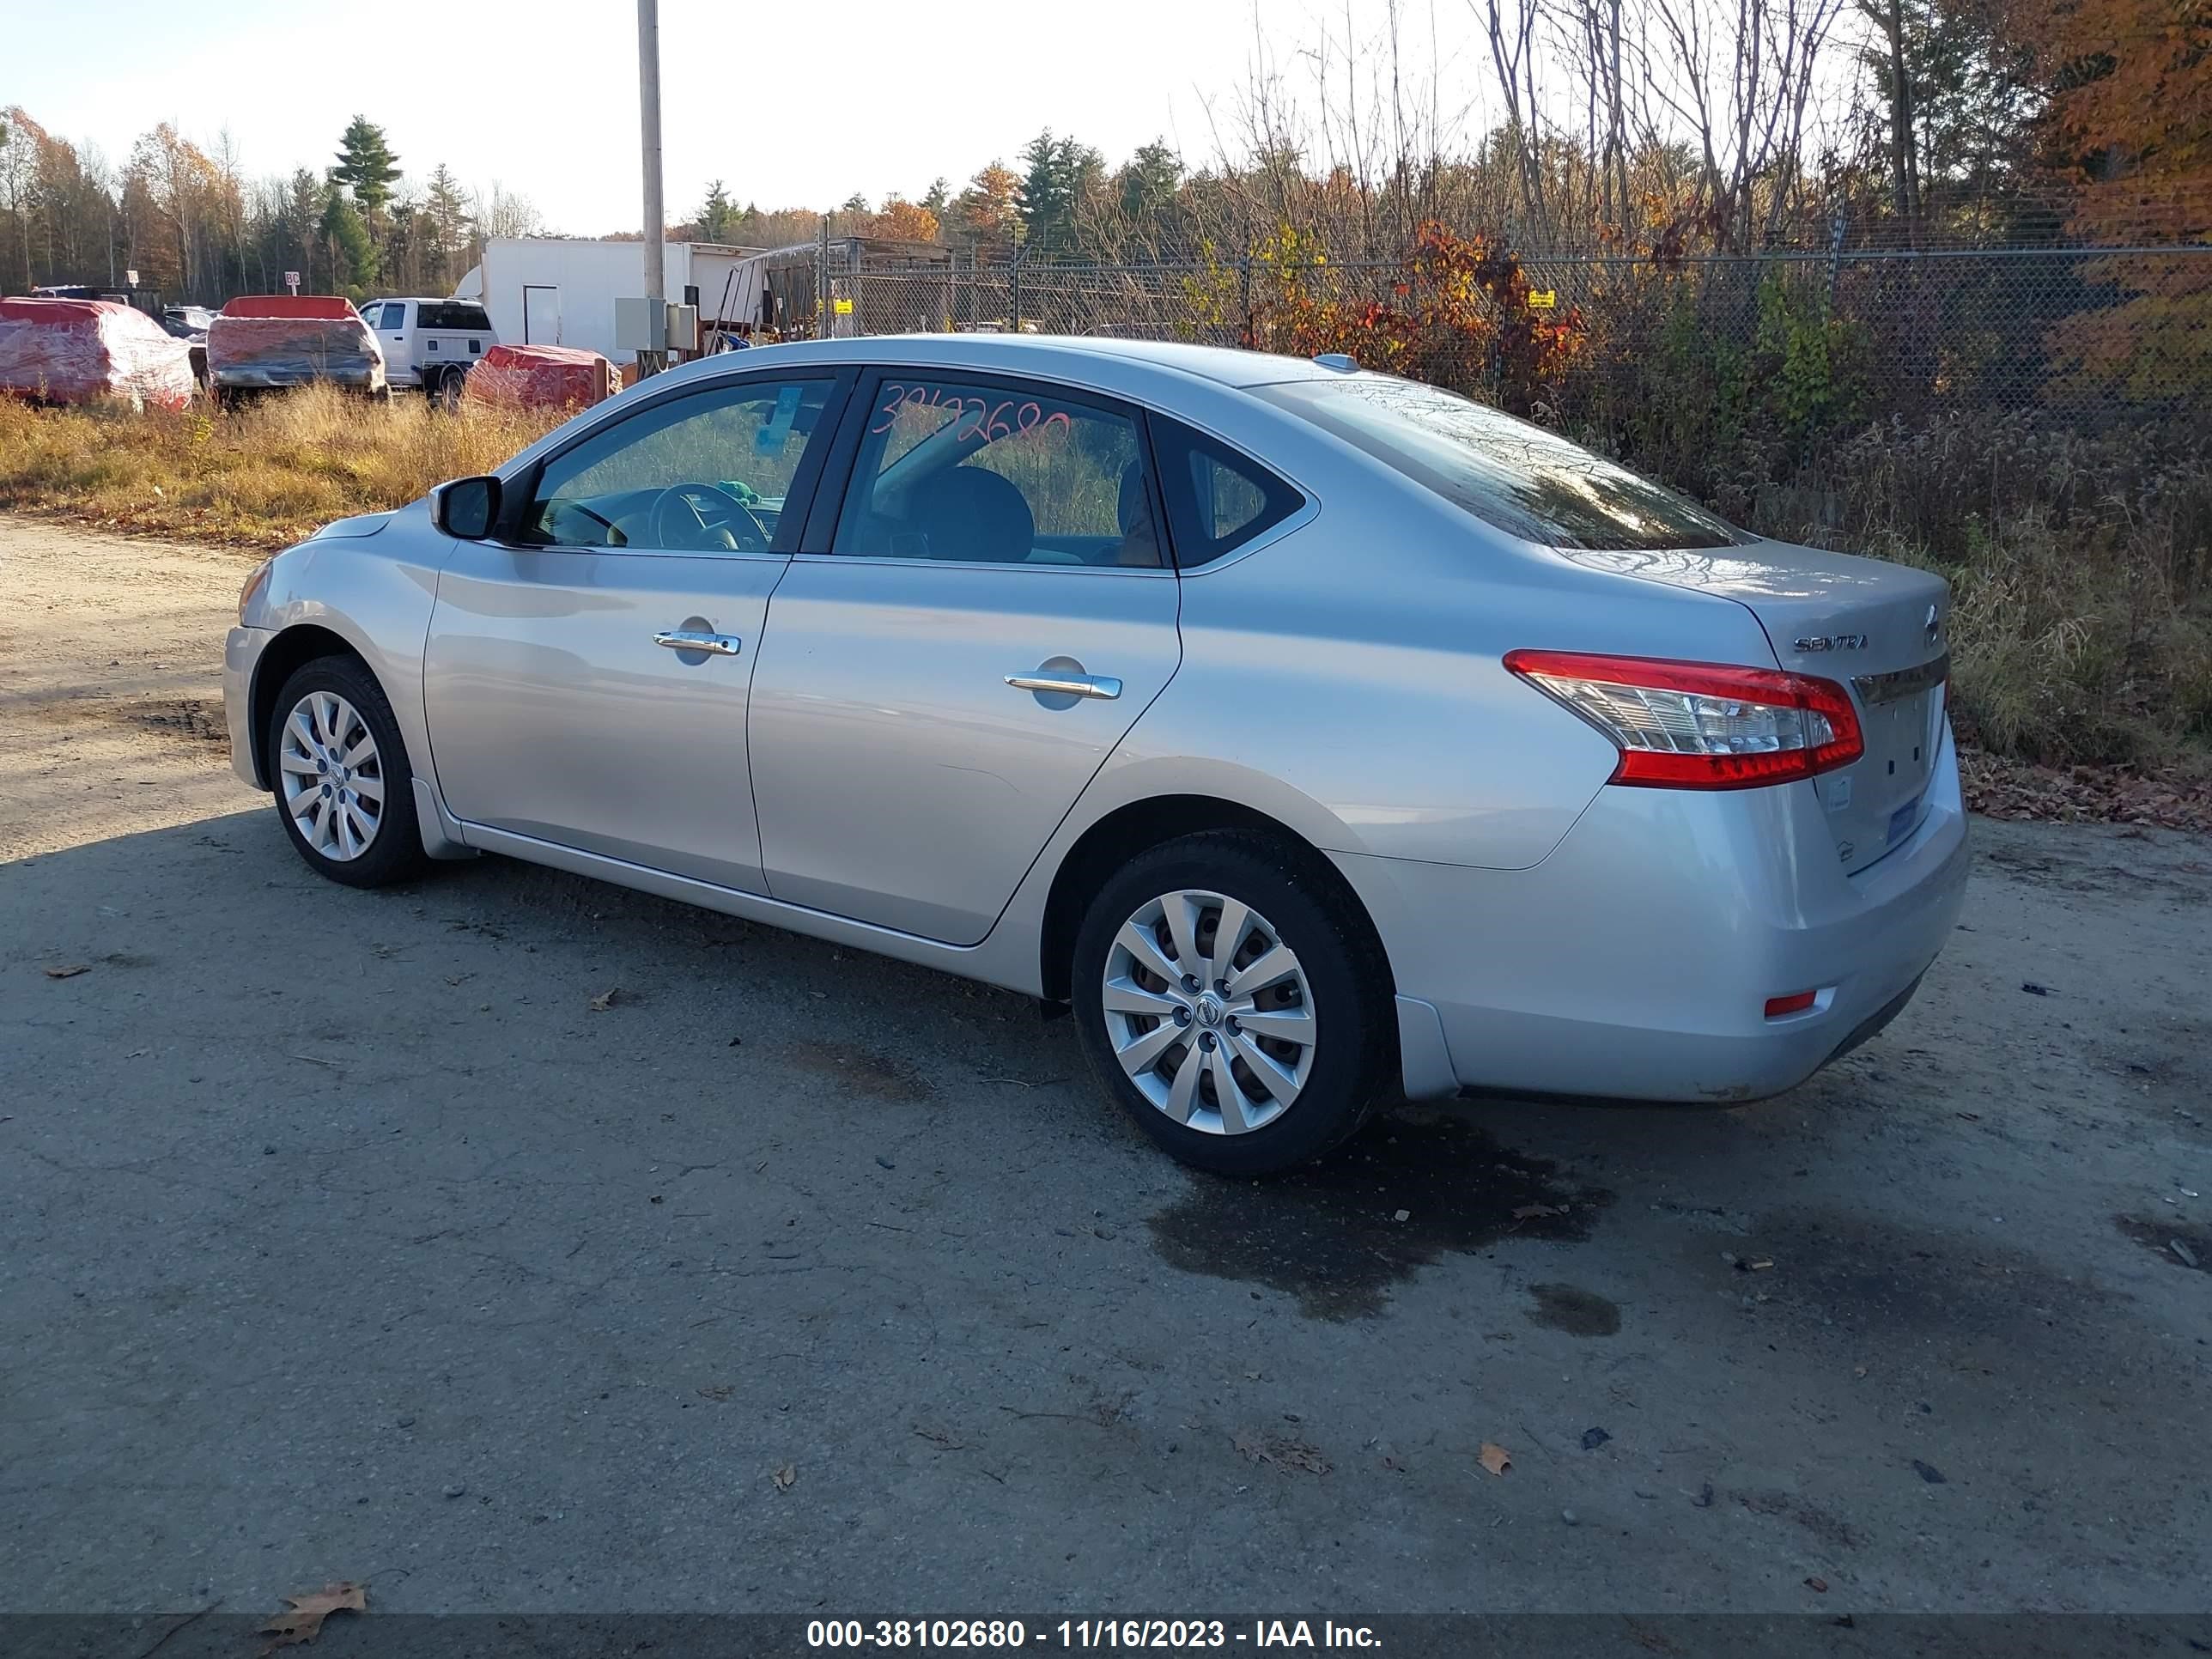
[{"left": 656, "top": 333, "right": 1347, "bottom": 392}]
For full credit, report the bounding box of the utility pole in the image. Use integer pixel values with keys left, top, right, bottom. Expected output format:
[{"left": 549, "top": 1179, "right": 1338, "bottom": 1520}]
[{"left": 637, "top": 0, "right": 665, "bottom": 377}]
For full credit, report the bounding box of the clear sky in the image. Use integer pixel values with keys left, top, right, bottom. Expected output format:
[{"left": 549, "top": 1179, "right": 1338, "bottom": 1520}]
[{"left": 10, "top": 0, "right": 1498, "bottom": 231}]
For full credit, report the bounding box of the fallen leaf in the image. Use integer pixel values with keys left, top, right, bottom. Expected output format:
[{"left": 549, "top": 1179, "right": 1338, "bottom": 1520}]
[
  {"left": 588, "top": 988, "right": 622, "bottom": 1012},
  {"left": 1581, "top": 1426, "right": 1611, "bottom": 1450},
  {"left": 1512, "top": 1203, "right": 1563, "bottom": 1220},
  {"left": 260, "top": 1583, "right": 366, "bottom": 1654},
  {"left": 1805, "top": 1577, "right": 1828, "bottom": 1594},
  {"left": 771, "top": 1462, "right": 796, "bottom": 1492},
  {"left": 1479, "top": 1442, "right": 1512, "bottom": 1476},
  {"left": 696, "top": 1384, "right": 734, "bottom": 1402},
  {"left": 43, "top": 963, "right": 90, "bottom": 979}
]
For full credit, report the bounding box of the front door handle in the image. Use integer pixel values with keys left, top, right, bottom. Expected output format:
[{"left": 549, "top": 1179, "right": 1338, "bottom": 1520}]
[
  {"left": 654, "top": 629, "right": 743, "bottom": 657},
  {"left": 1006, "top": 670, "right": 1121, "bottom": 700}
]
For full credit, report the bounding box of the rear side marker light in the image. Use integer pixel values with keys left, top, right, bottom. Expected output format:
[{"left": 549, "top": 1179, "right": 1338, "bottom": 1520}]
[
  {"left": 1504, "top": 650, "right": 1864, "bottom": 789},
  {"left": 1765, "top": 991, "right": 1819, "bottom": 1018}
]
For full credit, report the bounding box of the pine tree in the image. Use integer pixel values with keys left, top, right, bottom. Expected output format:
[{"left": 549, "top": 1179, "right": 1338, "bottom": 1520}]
[
  {"left": 331, "top": 116, "right": 400, "bottom": 216},
  {"left": 320, "top": 185, "right": 377, "bottom": 295},
  {"left": 423, "top": 163, "right": 471, "bottom": 285},
  {"left": 1018, "top": 131, "right": 1066, "bottom": 251},
  {"left": 921, "top": 176, "right": 949, "bottom": 214},
  {"left": 1018, "top": 131, "right": 1103, "bottom": 255},
  {"left": 1118, "top": 141, "right": 1182, "bottom": 224},
  {"left": 697, "top": 179, "right": 738, "bottom": 241}
]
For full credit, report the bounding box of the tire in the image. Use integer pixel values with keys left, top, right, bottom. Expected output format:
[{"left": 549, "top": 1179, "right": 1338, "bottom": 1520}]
[
  {"left": 264, "top": 655, "right": 428, "bottom": 889},
  {"left": 1071, "top": 830, "right": 1394, "bottom": 1175}
]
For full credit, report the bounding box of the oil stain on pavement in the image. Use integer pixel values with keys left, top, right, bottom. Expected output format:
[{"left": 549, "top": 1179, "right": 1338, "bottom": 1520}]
[
  {"left": 1146, "top": 1110, "right": 1608, "bottom": 1319},
  {"left": 1525, "top": 1282, "right": 1622, "bottom": 1335}
]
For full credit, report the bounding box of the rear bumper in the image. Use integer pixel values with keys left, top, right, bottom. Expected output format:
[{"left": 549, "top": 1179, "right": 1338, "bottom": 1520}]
[
  {"left": 1345, "top": 725, "right": 1970, "bottom": 1103},
  {"left": 224, "top": 625, "right": 274, "bottom": 790}
]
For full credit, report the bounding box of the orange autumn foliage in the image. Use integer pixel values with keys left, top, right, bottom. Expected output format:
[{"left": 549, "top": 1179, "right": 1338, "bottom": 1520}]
[
  {"left": 1248, "top": 221, "right": 1588, "bottom": 419},
  {"left": 2019, "top": 0, "right": 2211, "bottom": 242},
  {"left": 2016, "top": 0, "right": 2212, "bottom": 396}
]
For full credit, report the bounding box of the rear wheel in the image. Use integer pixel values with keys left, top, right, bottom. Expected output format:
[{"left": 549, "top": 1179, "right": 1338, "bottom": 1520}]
[
  {"left": 1072, "top": 832, "right": 1394, "bottom": 1174},
  {"left": 265, "top": 656, "right": 426, "bottom": 889}
]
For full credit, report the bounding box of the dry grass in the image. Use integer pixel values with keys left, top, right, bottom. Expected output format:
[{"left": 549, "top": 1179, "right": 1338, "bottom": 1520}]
[{"left": 0, "top": 384, "right": 562, "bottom": 550}]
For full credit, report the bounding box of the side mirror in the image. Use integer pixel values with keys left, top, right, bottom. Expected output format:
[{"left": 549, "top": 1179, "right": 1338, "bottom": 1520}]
[{"left": 431, "top": 475, "right": 501, "bottom": 540}]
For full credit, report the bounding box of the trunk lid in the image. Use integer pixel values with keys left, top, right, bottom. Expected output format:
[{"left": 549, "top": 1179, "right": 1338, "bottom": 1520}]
[{"left": 1557, "top": 540, "right": 1950, "bottom": 874}]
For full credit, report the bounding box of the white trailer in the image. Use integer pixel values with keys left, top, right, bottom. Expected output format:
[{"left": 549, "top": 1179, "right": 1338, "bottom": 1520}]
[{"left": 453, "top": 238, "right": 763, "bottom": 359}]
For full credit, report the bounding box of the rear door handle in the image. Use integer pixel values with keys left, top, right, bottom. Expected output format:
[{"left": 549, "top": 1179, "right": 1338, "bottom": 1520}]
[
  {"left": 654, "top": 629, "right": 743, "bottom": 656},
  {"left": 1006, "top": 671, "right": 1121, "bottom": 700}
]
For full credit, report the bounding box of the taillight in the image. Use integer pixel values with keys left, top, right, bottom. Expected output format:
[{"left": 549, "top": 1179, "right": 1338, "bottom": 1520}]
[{"left": 1504, "top": 650, "right": 1863, "bottom": 789}]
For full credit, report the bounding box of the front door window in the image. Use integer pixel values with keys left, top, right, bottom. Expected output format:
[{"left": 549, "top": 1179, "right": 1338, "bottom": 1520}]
[{"left": 521, "top": 379, "right": 839, "bottom": 553}]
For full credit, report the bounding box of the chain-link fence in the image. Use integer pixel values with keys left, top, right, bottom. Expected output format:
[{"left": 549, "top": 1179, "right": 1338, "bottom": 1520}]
[{"left": 840, "top": 246, "right": 2210, "bottom": 436}]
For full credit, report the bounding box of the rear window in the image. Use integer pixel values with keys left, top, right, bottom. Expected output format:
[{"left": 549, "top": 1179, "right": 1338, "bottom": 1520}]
[
  {"left": 416, "top": 301, "right": 492, "bottom": 332},
  {"left": 1255, "top": 376, "right": 1745, "bottom": 551}
]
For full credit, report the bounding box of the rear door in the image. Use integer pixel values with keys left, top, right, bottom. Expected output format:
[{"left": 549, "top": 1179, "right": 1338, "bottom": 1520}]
[
  {"left": 745, "top": 369, "right": 1182, "bottom": 945},
  {"left": 423, "top": 371, "right": 849, "bottom": 891}
]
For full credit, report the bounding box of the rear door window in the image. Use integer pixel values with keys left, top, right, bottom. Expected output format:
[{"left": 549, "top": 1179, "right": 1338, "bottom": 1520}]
[
  {"left": 418, "top": 301, "right": 493, "bottom": 332},
  {"left": 1255, "top": 375, "right": 1745, "bottom": 551},
  {"left": 829, "top": 375, "right": 1164, "bottom": 568}
]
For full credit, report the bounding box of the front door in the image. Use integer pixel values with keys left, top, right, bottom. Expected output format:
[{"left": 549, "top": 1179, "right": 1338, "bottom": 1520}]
[
  {"left": 423, "top": 373, "right": 848, "bottom": 891},
  {"left": 748, "top": 371, "right": 1182, "bottom": 945}
]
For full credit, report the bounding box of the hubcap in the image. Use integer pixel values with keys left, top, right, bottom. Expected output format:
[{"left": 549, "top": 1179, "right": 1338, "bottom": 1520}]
[
  {"left": 277, "top": 690, "right": 384, "bottom": 861},
  {"left": 1102, "top": 889, "right": 1316, "bottom": 1135}
]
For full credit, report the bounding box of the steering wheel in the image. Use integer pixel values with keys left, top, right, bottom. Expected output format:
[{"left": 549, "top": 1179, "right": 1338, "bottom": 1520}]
[{"left": 649, "top": 483, "right": 773, "bottom": 552}]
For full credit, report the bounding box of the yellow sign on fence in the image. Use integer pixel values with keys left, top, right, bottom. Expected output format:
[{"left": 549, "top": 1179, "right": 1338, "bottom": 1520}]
[
  {"left": 834, "top": 298, "right": 854, "bottom": 315},
  {"left": 1528, "top": 289, "right": 1557, "bottom": 310}
]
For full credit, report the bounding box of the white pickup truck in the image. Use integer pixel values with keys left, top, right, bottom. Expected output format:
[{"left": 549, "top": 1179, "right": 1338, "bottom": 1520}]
[{"left": 360, "top": 298, "right": 497, "bottom": 401}]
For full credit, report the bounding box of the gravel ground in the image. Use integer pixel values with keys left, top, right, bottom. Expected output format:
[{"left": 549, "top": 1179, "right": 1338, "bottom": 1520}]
[{"left": 2, "top": 516, "right": 2208, "bottom": 1618}]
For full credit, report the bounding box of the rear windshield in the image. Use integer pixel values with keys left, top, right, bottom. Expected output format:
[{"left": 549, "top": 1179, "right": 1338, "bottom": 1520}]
[
  {"left": 416, "top": 301, "right": 492, "bottom": 331},
  {"left": 1255, "top": 375, "right": 1746, "bottom": 551}
]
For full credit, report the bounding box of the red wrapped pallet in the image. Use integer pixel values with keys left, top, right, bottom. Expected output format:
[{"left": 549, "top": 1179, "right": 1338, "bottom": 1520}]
[
  {"left": 0, "top": 297, "right": 196, "bottom": 410},
  {"left": 207, "top": 295, "right": 386, "bottom": 396},
  {"left": 463, "top": 343, "right": 618, "bottom": 412}
]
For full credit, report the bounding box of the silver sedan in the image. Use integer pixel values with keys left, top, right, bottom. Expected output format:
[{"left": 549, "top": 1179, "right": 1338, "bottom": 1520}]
[{"left": 224, "top": 336, "right": 1967, "bottom": 1173}]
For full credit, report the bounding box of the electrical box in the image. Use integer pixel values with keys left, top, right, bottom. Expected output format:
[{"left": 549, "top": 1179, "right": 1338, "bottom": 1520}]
[
  {"left": 665, "top": 303, "right": 700, "bottom": 353},
  {"left": 614, "top": 295, "right": 665, "bottom": 352}
]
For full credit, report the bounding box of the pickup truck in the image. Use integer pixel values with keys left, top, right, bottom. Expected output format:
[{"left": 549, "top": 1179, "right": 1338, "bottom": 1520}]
[{"left": 362, "top": 298, "right": 497, "bottom": 402}]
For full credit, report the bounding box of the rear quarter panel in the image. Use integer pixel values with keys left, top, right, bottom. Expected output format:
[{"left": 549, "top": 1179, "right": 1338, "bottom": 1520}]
[{"left": 1132, "top": 440, "right": 1786, "bottom": 871}]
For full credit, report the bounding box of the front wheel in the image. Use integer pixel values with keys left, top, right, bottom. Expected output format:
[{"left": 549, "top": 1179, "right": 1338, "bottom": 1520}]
[
  {"left": 265, "top": 656, "right": 426, "bottom": 889},
  {"left": 1071, "top": 832, "right": 1394, "bottom": 1175}
]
